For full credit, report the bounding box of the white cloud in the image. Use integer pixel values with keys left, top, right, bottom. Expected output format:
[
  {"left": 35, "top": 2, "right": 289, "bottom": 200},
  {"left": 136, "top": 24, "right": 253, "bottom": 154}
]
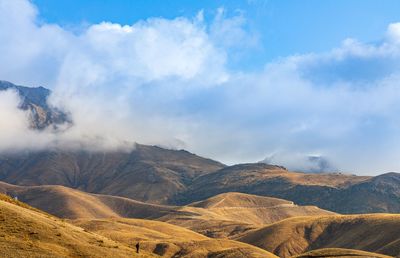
[{"left": 1, "top": 0, "right": 400, "bottom": 174}]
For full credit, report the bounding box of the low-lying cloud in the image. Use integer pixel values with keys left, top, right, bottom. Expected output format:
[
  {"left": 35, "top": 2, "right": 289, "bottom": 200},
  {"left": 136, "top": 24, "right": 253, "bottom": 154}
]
[{"left": 1, "top": 0, "right": 400, "bottom": 174}]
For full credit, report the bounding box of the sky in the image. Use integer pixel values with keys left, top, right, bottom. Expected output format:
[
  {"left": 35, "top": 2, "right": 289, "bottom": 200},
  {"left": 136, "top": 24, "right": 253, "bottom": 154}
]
[{"left": 1, "top": 0, "right": 400, "bottom": 174}]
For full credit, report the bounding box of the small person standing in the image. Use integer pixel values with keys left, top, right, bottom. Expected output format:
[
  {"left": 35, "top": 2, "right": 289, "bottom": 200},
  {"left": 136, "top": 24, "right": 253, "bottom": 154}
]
[{"left": 136, "top": 242, "right": 140, "bottom": 254}]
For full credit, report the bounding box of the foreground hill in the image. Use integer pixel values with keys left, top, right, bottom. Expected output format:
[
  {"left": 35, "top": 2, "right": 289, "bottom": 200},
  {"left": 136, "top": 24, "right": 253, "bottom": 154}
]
[
  {"left": 72, "top": 218, "right": 278, "bottom": 258},
  {"left": 236, "top": 214, "right": 400, "bottom": 257},
  {"left": 0, "top": 144, "right": 224, "bottom": 204},
  {"left": 0, "top": 181, "right": 334, "bottom": 238},
  {"left": 0, "top": 194, "right": 147, "bottom": 257},
  {"left": 181, "top": 163, "right": 400, "bottom": 213},
  {"left": 0, "top": 193, "right": 277, "bottom": 257}
]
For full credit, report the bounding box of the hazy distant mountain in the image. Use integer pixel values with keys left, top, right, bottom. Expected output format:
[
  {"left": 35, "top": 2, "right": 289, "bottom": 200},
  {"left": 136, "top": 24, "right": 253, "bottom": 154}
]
[{"left": 0, "top": 80, "right": 69, "bottom": 129}]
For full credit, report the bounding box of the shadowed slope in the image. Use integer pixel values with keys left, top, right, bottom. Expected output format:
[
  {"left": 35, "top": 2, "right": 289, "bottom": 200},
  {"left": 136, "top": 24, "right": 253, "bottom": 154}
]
[
  {"left": 0, "top": 144, "right": 224, "bottom": 204},
  {"left": 181, "top": 163, "right": 400, "bottom": 214},
  {"left": 292, "top": 248, "right": 392, "bottom": 258},
  {"left": 237, "top": 214, "right": 400, "bottom": 258}
]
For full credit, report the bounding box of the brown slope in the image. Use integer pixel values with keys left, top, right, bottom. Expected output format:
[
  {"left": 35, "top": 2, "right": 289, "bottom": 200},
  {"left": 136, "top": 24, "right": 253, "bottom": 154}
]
[
  {"left": 159, "top": 192, "right": 336, "bottom": 238},
  {"left": 293, "top": 248, "right": 392, "bottom": 258},
  {"left": 327, "top": 172, "right": 400, "bottom": 213},
  {"left": 0, "top": 144, "right": 224, "bottom": 204},
  {"left": 236, "top": 214, "right": 400, "bottom": 258},
  {"left": 181, "top": 163, "right": 400, "bottom": 214},
  {"left": 0, "top": 182, "right": 335, "bottom": 239},
  {"left": 0, "top": 194, "right": 151, "bottom": 257},
  {"left": 0, "top": 192, "right": 277, "bottom": 257},
  {"left": 72, "top": 218, "right": 278, "bottom": 258}
]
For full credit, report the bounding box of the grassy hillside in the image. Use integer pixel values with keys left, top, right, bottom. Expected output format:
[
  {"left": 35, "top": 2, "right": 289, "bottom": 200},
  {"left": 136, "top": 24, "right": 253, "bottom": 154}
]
[
  {"left": 237, "top": 214, "right": 400, "bottom": 257},
  {"left": 0, "top": 194, "right": 151, "bottom": 257},
  {"left": 0, "top": 193, "right": 280, "bottom": 257},
  {"left": 0, "top": 182, "right": 335, "bottom": 238},
  {"left": 159, "top": 192, "right": 335, "bottom": 238}
]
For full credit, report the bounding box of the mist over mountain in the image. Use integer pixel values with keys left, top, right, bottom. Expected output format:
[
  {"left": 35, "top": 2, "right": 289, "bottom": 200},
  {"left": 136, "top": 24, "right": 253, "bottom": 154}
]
[
  {"left": 261, "top": 154, "right": 338, "bottom": 174},
  {"left": 0, "top": 80, "right": 69, "bottom": 130}
]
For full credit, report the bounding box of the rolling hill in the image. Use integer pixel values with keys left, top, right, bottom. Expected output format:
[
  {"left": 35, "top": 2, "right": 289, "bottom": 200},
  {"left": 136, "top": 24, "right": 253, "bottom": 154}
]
[
  {"left": 72, "top": 218, "right": 278, "bottom": 258},
  {"left": 236, "top": 214, "right": 400, "bottom": 257},
  {"left": 0, "top": 181, "right": 335, "bottom": 238},
  {"left": 0, "top": 193, "right": 278, "bottom": 257},
  {"left": 159, "top": 192, "right": 335, "bottom": 238}
]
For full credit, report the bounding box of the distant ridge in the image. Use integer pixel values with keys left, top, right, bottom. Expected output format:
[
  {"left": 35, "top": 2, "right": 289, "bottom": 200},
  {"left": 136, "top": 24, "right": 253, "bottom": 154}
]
[{"left": 0, "top": 144, "right": 224, "bottom": 204}]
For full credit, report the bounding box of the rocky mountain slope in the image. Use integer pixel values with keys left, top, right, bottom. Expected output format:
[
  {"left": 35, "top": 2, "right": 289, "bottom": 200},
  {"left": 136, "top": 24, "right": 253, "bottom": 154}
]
[
  {"left": 0, "top": 144, "right": 224, "bottom": 204},
  {"left": 0, "top": 80, "right": 68, "bottom": 129}
]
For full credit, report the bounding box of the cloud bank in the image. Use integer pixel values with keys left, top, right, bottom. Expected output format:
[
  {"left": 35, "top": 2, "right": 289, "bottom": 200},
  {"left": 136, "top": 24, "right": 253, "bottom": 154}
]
[{"left": 1, "top": 0, "right": 400, "bottom": 174}]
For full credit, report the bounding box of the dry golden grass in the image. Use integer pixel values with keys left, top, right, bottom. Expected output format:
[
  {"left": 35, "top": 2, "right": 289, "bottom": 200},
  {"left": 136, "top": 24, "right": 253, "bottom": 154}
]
[
  {"left": 237, "top": 214, "right": 400, "bottom": 258},
  {"left": 0, "top": 182, "right": 335, "bottom": 238},
  {"left": 0, "top": 194, "right": 154, "bottom": 257},
  {"left": 71, "top": 218, "right": 278, "bottom": 257},
  {"left": 159, "top": 192, "right": 335, "bottom": 238},
  {"left": 0, "top": 193, "right": 277, "bottom": 257},
  {"left": 292, "top": 248, "right": 393, "bottom": 258}
]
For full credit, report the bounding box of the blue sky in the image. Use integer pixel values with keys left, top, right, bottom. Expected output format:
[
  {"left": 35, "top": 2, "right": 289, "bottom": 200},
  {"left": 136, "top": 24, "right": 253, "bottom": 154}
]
[
  {"left": 1, "top": 0, "right": 400, "bottom": 174},
  {"left": 33, "top": 0, "right": 400, "bottom": 67}
]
